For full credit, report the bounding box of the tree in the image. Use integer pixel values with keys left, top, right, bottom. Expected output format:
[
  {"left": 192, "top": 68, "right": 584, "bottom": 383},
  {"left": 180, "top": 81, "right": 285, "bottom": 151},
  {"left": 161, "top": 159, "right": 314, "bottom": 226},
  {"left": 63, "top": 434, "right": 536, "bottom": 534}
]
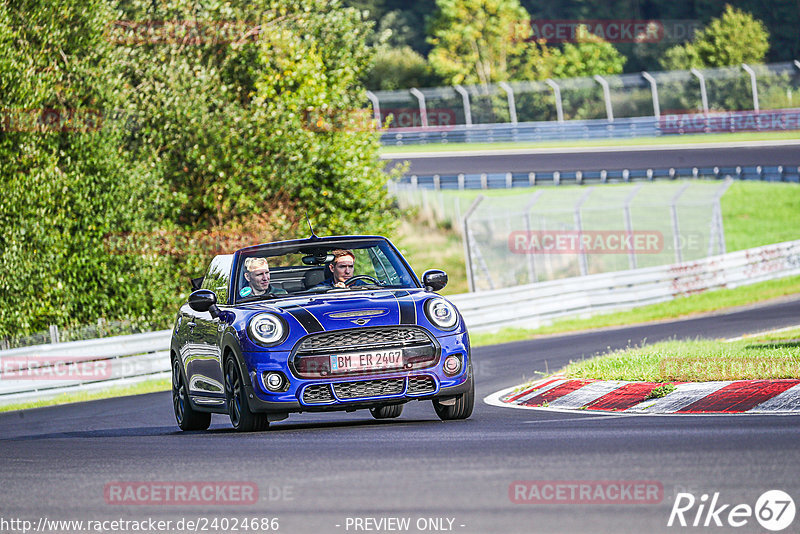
[
  {"left": 660, "top": 4, "right": 770, "bottom": 70},
  {"left": 547, "top": 25, "right": 626, "bottom": 79},
  {"left": 427, "top": 0, "right": 546, "bottom": 85},
  {"left": 364, "top": 46, "right": 442, "bottom": 90}
]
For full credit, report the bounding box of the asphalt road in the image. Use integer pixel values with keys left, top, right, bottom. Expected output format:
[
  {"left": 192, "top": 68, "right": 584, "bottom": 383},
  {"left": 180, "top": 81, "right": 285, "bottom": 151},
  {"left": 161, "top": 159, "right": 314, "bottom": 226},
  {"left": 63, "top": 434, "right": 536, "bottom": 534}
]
[
  {"left": 382, "top": 141, "right": 800, "bottom": 175},
  {"left": 1, "top": 297, "right": 799, "bottom": 534}
]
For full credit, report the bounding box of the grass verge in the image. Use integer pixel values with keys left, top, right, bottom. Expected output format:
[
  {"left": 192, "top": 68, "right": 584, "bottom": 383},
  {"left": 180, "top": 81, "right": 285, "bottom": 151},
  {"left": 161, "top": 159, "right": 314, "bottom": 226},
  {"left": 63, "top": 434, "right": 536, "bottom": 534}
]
[
  {"left": 0, "top": 377, "right": 170, "bottom": 413},
  {"left": 559, "top": 333, "right": 800, "bottom": 382},
  {"left": 468, "top": 275, "right": 800, "bottom": 348},
  {"left": 380, "top": 130, "right": 800, "bottom": 154}
]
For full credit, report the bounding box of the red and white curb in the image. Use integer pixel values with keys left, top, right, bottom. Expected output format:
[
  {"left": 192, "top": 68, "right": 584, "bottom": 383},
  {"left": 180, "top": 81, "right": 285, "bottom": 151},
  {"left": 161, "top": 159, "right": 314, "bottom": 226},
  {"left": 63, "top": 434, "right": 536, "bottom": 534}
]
[{"left": 485, "top": 376, "right": 800, "bottom": 414}]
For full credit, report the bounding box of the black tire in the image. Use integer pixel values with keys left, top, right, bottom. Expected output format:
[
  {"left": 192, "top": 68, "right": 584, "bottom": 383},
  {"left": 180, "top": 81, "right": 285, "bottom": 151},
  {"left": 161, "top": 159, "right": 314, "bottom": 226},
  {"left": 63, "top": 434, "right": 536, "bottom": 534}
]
[
  {"left": 224, "top": 357, "right": 269, "bottom": 432},
  {"left": 433, "top": 367, "right": 474, "bottom": 421},
  {"left": 370, "top": 403, "right": 404, "bottom": 419},
  {"left": 172, "top": 358, "right": 211, "bottom": 431}
]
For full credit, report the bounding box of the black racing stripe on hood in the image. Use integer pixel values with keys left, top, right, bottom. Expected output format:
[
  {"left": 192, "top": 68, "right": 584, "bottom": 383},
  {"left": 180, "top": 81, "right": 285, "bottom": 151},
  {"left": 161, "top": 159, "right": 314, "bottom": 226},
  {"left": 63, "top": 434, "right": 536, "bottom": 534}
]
[
  {"left": 394, "top": 291, "right": 417, "bottom": 325},
  {"left": 283, "top": 305, "right": 324, "bottom": 333}
]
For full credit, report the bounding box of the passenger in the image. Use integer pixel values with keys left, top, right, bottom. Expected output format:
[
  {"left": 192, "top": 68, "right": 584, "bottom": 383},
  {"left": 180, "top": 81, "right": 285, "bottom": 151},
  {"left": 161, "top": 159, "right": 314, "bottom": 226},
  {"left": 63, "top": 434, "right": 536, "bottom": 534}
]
[{"left": 241, "top": 257, "right": 287, "bottom": 297}]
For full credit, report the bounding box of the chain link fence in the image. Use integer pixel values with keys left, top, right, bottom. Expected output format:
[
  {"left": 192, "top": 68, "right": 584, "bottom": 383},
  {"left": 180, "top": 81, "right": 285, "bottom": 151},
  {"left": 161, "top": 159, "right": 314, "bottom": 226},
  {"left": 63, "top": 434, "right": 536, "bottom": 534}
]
[
  {"left": 370, "top": 61, "right": 800, "bottom": 144},
  {"left": 393, "top": 180, "right": 731, "bottom": 292}
]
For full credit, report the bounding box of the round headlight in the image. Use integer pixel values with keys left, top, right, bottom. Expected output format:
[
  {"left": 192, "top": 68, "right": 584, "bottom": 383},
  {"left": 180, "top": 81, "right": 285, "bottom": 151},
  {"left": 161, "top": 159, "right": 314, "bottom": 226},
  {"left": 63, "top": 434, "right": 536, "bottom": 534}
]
[
  {"left": 425, "top": 297, "right": 458, "bottom": 330},
  {"left": 248, "top": 313, "right": 286, "bottom": 346}
]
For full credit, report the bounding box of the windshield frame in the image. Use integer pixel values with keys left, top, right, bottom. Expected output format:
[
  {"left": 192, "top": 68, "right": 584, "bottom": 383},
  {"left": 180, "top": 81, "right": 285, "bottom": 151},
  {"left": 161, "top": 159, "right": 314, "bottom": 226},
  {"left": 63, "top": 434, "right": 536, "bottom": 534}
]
[{"left": 231, "top": 236, "right": 422, "bottom": 303}]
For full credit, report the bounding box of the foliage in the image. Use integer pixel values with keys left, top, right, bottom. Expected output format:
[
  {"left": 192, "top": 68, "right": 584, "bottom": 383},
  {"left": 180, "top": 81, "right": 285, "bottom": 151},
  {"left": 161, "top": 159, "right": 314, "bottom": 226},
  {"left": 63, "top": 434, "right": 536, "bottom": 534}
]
[
  {"left": 1, "top": 0, "right": 399, "bottom": 339},
  {"left": 547, "top": 26, "right": 626, "bottom": 79},
  {"left": 364, "top": 46, "right": 442, "bottom": 90},
  {"left": 660, "top": 5, "right": 770, "bottom": 70},
  {"left": 427, "top": 0, "right": 549, "bottom": 86},
  {"left": 0, "top": 0, "right": 177, "bottom": 338}
]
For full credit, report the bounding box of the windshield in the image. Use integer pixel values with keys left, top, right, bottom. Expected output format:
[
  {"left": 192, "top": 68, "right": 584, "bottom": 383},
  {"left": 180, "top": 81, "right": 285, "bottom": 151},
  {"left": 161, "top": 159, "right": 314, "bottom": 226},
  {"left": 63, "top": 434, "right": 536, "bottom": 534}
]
[{"left": 233, "top": 239, "right": 418, "bottom": 302}]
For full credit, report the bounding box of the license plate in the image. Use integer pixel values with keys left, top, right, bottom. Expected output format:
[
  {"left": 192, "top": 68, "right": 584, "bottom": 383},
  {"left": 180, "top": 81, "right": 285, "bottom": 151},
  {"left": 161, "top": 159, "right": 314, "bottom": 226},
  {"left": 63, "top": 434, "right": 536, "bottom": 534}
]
[{"left": 330, "top": 349, "right": 403, "bottom": 373}]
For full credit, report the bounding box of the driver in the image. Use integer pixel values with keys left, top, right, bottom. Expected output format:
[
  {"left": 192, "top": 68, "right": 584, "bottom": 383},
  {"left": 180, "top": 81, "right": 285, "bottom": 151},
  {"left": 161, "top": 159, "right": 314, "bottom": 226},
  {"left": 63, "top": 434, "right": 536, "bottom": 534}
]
[{"left": 319, "top": 249, "right": 356, "bottom": 289}]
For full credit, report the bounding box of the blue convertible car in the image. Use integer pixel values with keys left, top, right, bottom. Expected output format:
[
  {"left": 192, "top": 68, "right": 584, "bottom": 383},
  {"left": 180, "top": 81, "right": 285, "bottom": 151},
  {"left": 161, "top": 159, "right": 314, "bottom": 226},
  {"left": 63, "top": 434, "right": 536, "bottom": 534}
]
[{"left": 170, "top": 235, "right": 474, "bottom": 431}]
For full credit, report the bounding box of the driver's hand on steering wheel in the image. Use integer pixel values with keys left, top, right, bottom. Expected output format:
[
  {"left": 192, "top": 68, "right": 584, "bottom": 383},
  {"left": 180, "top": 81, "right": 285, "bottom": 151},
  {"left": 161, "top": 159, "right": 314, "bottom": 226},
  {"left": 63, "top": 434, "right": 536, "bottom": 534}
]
[{"left": 334, "top": 281, "right": 347, "bottom": 289}]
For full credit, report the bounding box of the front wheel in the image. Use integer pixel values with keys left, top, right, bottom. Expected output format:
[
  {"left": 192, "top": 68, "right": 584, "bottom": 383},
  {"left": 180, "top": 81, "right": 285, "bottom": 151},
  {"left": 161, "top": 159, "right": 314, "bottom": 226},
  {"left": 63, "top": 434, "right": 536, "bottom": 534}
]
[
  {"left": 224, "top": 357, "right": 269, "bottom": 432},
  {"left": 370, "top": 403, "right": 404, "bottom": 419},
  {"left": 172, "top": 358, "right": 211, "bottom": 431},
  {"left": 433, "top": 367, "right": 474, "bottom": 421}
]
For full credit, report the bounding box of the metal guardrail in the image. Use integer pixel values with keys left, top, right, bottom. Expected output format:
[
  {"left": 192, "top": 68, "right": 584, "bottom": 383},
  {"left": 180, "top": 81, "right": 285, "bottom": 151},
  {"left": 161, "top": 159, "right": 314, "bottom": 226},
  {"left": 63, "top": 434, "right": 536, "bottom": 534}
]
[
  {"left": 400, "top": 165, "right": 800, "bottom": 190},
  {"left": 449, "top": 239, "right": 800, "bottom": 331},
  {"left": 1, "top": 239, "right": 798, "bottom": 403},
  {"left": 0, "top": 330, "right": 171, "bottom": 406}
]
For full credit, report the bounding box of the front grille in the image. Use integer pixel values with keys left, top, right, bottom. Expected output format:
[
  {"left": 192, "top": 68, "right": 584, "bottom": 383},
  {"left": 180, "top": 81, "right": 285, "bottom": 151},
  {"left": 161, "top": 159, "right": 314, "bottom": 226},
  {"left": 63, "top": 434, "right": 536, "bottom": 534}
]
[
  {"left": 297, "top": 327, "right": 431, "bottom": 352},
  {"left": 407, "top": 375, "right": 436, "bottom": 395},
  {"left": 332, "top": 378, "right": 405, "bottom": 400},
  {"left": 292, "top": 326, "right": 439, "bottom": 379},
  {"left": 302, "top": 384, "right": 334, "bottom": 404}
]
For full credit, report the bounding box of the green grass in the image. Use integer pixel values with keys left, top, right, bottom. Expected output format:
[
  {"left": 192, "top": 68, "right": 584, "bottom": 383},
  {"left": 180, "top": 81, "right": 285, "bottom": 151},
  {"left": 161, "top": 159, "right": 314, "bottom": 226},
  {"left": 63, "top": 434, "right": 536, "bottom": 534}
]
[
  {"left": 380, "top": 130, "right": 800, "bottom": 154},
  {"left": 0, "top": 377, "right": 170, "bottom": 413},
  {"left": 559, "top": 334, "right": 800, "bottom": 382},
  {"left": 469, "top": 274, "right": 800, "bottom": 347}
]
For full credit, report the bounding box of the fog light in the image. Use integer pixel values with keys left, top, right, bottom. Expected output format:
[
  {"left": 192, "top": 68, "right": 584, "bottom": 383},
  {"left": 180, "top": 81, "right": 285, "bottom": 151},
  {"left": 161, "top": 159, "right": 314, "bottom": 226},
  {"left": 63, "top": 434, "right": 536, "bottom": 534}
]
[
  {"left": 263, "top": 372, "right": 286, "bottom": 392},
  {"left": 443, "top": 355, "right": 462, "bottom": 376}
]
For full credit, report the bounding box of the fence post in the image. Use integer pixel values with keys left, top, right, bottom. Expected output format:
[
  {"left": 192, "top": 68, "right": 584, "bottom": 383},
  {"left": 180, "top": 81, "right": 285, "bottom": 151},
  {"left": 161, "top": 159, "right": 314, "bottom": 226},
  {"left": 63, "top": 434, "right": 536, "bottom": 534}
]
[
  {"left": 741, "top": 64, "right": 760, "bottom": 113},
  {"left": 49, "top": 324, "right": 60, "bottom": 344},
  {"left": 365, "top": 90, "right": 381, "bottom": 125},
  {"left": 545, "top": 79, "right": 564, "bottom": 122},
  {"left": 593, "top": 75, "right": 614, "bottom": 122},
  {"left": 690, "top": 68, "right": 710, "bottom": 115},
  {"left": 641, "top": 71, "right": 660, "bottom": 119},
  {"left": 409, "top": 88, "right": 428, "bottom": 128},
  {"left": 624, "top": 184, "right": 643, "bottom": 270},
  {"left": 574, "top": 188, "right": 595, "bottom": 276},
  {"left": 498, "top": 82, "right": 518, "bottom": 124},
  {"left": 462, "top": 195, "right": 485, "bottom": 293},
  {"left": 524, "top": 191, "right": 545, "bottom": 283},
  {"left": 670, "top": 183, "right": 691, "bottom": 263},
  {"left": 453, "top": 84, "right": 472, "bottom": 127}
]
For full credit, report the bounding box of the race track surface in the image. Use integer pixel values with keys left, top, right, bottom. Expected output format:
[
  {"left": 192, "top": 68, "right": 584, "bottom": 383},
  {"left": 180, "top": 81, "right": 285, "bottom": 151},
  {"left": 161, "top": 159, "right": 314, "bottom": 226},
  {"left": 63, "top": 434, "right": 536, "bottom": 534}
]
[
  {"left": 1, "top": 297, "right": 799, "bottom": 534},
  {"left": 383, "top": 141, "right": 800, "bottom": 175}
]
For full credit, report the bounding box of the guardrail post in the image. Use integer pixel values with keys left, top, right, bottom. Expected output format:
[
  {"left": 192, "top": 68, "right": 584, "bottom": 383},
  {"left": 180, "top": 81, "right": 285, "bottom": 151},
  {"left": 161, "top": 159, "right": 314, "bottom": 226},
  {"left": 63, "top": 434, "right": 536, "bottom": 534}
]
[
  {"left": 670, "top": 183, "right": 691, "bottom": 263},
  {"left": 690, "top": 68, "right": 710, "bottom": 115},
  {"left": 593, "top": 75, "right": 614, "bottom": 122},
  {"left": 498, "top": 82, "right": 518, "bottom": 124},
  {"left": 365, "top": 90, "right": 381, "bottom": 125},
  {"left": 409, "top": 88, "right": 428, "bottom": 128},
  {"left": 641, "top": 71, "right": 660, "bottom": 119},
  {"left": 741, "top": 63, "right": 760, "bottom": 113},
  {"left": 545, "top": 79, "right": 564, "bottom": 122},
  {"left": 574, "top": 188, "right": 595, "bottom": 276},
  {"left": 462, "top": 195, "right": 485, "bottom": 292}
]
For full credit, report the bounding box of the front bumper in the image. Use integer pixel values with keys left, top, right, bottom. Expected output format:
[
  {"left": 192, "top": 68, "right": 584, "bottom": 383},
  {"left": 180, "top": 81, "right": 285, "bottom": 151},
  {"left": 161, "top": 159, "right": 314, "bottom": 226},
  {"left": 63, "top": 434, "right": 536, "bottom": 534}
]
[{"left": 243, "top": 330, "right": 471, "bottom": 414}]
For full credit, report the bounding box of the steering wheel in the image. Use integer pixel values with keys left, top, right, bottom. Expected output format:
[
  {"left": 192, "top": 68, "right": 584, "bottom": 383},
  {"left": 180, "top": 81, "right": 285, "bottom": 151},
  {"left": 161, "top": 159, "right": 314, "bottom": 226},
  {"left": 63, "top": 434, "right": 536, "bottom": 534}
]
[{"left": 345, "top": 275, "right": 380, "bottom": 287}]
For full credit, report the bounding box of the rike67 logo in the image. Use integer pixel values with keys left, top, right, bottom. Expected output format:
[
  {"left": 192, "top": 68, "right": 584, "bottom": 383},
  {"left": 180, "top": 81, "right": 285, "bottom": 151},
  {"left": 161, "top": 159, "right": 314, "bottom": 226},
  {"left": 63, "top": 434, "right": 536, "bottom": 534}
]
[{"left": 668, "top": 490, "right": 796, "bottom": 531}]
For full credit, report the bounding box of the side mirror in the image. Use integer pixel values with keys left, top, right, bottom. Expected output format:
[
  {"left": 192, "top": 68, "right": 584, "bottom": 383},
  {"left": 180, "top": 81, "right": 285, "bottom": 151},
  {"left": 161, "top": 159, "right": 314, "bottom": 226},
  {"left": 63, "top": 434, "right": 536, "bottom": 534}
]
[
  {"left": 188, "top": 289, "right": 219, "bottom": 317},
  {"left": 422, "top": 269, "right": 448, "bottom": 292}
]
